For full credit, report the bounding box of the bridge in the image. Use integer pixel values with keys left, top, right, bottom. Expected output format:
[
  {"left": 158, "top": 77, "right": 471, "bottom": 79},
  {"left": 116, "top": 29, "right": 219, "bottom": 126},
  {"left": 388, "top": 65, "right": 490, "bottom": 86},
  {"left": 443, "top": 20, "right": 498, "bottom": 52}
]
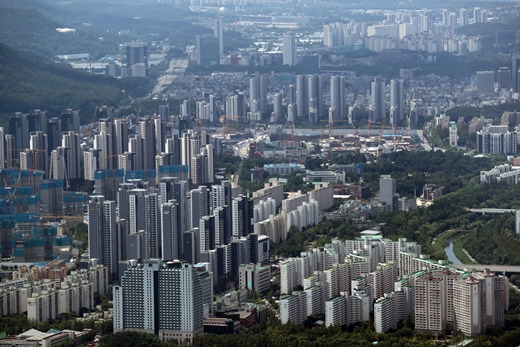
[
  {"left": 467, "top": 208, "right": 516, "bottom": 214},
  {"left": 452, "top": 263, "right": 520, "bottom": 273}
]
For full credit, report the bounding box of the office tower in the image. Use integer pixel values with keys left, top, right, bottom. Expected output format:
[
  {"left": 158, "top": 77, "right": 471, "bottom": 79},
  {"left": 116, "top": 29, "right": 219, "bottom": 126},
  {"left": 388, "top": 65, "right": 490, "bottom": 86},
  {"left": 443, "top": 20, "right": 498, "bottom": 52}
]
[
  {"left": 113, "top": 259, "right": 204, "bottom": 343},
  {"left": 379, "top": 175, "right": 396, "bottom": 212},
  {"left": 415, "top": 272, "right": 447, "bottom": 334},
  {"left": 512, "top": 54, "right": 520, "bottom": 93},
  {"left": 196, "top": 35, "right": 219, "bottom": 65},
  {"left": 282, "top": 32, "right": 297, "bottom": 66},
  {"left": 88, "top": 196, "right": 118, "bottom": 281},
  {"left": 308, "top": 74, "right": 323, "bottom": 124},
  {"left": 0, "top": 127, "right": 4, "bottom": 169},
  {"left": 125, "top": 42, "right": 149, "bottom": 77},
  {"left": 330, "top": 75, "right": 345, "bottom": 121},
  {"left": 497, "top": 67, "right": 511, "bottom": 91},
  {"left": 370, "top": 78, "right": 385, "bottom": 123},
  {"left": 62, "top": 131, "right": 80, "bottom": 180},
  {"left": 390, "top": 79, "right": 404, "bottom": 125},
  {"left": 476, "top": 71, "right": 495, "bottom": 95},
  {"left": 296, "top": 75, "right": 308, "bottom": 119},
  {"left": 249, "top": 74, "right": 268, "bottom": 117},
  {"left": 214, "top": 17, "right": 224, "bottom": 58}
]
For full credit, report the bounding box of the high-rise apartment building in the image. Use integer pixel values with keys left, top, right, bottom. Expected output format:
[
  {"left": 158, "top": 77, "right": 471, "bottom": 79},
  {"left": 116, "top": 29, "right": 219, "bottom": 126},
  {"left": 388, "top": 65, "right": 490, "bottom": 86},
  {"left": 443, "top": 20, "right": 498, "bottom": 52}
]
[
  {"left": 62, "top": 131, "right": 80, "bottom": 180},
  {"left": 214, "top": 17, "right": 224, "bottom": 58},
  {"left": 296, "top": 75, "right": 308, "bottom": 119},
  {"left": 282, "top": 32, "right": 297, "bottom": 66},
  {"left": 370, "top": 78, "right": 385, "bottom": 122},
  {"left": 477, "top": 125, "right": 517, "bottom": 155},
  {"left": 512, "top": 54, "right": 520, "bottom": 93},
  {"left": 88, "top": 196, "right": 118, "bottom": 281},
  {"left": 414, "top": 272, "right": 447, "bottom": 334},
  {"left": 249, "top": 74, "right": 268, "bottom": 117},
  {"left": 308, "top": 74, "right": 323, "bottom": 124},
  {"left": 113, "top": 259, "right": 205, "bottom": 343},
  {"left": 0, "top": 127, "right": 4, "bottom": 169},
  {"left": 390, "top": 79, "right": 404, "bottom": 125},
  {"left": 379, "top": 175, "right": 396, "bottom": 212},
  {"left": 329, "top": 75, "right": 345, "bottom": 121},
  {"left": 453, "top": 276, "right": 486, "bottom": 336}
]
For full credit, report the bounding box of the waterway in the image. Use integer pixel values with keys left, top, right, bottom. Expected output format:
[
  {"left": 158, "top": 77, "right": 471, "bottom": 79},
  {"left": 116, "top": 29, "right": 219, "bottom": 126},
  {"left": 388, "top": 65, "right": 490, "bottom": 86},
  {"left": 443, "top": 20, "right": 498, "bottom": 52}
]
[{"left": 444, "top": 242, "right": 462, "bottom": 264}]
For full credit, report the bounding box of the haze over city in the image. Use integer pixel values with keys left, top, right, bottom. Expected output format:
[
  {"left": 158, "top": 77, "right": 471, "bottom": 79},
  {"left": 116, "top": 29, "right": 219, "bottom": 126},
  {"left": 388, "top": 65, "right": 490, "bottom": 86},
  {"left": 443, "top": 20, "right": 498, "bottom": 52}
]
[{"left": 0, "top": 0, "right": 520, "bottom": 346}]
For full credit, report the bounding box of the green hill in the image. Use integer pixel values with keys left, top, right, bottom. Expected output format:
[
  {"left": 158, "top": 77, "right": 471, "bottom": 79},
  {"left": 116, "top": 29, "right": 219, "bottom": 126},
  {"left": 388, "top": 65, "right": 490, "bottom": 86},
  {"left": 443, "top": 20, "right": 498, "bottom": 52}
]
[{"left": 0, "top": 42, "right": 150, "bottom": 126}]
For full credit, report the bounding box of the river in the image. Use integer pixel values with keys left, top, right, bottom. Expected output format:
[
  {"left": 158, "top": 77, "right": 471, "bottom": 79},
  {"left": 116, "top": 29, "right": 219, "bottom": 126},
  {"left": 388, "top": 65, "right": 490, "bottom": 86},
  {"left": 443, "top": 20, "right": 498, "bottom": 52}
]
[{"left": 444, "top": 242, "right": 462, "bottom": 264}]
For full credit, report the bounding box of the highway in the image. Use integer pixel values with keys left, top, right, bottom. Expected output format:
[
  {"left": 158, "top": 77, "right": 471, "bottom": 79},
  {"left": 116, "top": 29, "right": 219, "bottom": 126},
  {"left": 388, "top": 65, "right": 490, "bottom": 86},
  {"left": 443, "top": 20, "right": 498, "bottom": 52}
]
[{"left": 453, "top": 264, "right": 520, "bottom": 273}]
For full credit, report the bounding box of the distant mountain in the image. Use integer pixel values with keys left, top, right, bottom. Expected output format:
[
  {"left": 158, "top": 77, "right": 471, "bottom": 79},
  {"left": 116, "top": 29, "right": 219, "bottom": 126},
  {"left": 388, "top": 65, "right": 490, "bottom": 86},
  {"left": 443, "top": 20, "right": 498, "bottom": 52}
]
[
  {"left": 0, "top": 7, "right": 121, "bottom": 58},
  {"left": 0, "top": 42, "right": 149, "bottom": 125},
  {"left": 0, "top": 3, "right": 199, "bottom": 59}
]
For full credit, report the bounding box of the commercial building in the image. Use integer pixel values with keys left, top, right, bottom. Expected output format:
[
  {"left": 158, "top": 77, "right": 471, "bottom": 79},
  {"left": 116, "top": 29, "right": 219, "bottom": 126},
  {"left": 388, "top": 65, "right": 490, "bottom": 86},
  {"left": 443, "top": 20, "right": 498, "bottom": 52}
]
[
  {"left": 125, "top": 42, "right": 149, "bottom": 77},
  {"left": 238, "top": 263, "right": 271, "bottom": 293},
  {"left": 476, "top": 71, "right": 495, "bottom": 95},
  {"left": 113, "top": 259, "right": 206, "bottom": 343}
]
